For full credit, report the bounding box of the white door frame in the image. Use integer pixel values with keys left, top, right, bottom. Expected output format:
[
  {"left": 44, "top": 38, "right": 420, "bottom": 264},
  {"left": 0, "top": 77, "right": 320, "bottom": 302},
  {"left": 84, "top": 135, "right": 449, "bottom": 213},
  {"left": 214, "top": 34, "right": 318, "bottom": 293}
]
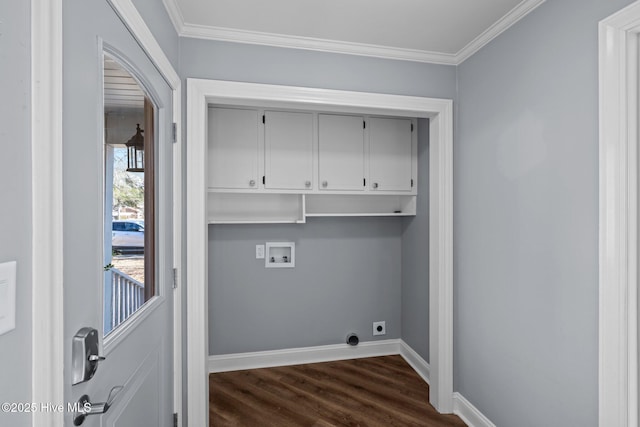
[
  {"left": 599, "top": 2, "right": 640, "bottom": 426},
  {"left": 186, "top": 78, "right": 454, "bottom": 425},
  {"left": 30, "top": 1, "right": 183, "bottom": 426}
]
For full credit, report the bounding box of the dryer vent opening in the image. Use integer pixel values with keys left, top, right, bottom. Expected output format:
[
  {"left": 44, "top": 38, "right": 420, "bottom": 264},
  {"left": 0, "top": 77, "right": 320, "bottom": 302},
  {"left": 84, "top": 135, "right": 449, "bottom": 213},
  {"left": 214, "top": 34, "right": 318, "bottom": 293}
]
[{"left": 346, "top": 333, "right": 359, "bottom": 346}]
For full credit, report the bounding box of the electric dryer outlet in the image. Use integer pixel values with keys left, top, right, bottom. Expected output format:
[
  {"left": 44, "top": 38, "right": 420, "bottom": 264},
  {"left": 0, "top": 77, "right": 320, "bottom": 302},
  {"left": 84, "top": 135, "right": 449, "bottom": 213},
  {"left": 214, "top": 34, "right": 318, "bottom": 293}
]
[{"left": 373, "top": 321, "right": 386, "bottom": 336}]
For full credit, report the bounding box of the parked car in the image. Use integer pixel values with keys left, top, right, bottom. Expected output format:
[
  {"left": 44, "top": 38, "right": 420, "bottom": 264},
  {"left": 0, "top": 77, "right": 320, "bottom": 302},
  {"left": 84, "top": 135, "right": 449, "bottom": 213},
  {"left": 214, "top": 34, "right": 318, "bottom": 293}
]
[{"left": 112, "top": 220, "right": 144, "bottom": 249}]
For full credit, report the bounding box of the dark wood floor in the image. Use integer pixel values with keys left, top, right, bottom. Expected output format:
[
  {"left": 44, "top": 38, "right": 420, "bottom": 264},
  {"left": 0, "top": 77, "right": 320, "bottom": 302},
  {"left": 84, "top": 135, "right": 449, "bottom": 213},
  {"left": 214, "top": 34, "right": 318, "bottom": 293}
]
[{"left": 209, "top": 355, "right": 466, "bottom": 426}]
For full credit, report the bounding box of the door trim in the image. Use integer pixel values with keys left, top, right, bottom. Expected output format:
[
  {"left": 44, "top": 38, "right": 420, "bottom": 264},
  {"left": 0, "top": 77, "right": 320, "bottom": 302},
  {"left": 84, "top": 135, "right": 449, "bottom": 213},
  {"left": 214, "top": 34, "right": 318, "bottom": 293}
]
[
  {"left": 186, "top": 78, "right": 454, "bottom": 425},
  {"left": 31, "top": 1, "right": 183, "bottom": 426},
  {"left": 31, "top": 1, "right": 64, "bottom": 425},
  {"left": 599, "top": 2, "right": 640, "bottom": 426}
]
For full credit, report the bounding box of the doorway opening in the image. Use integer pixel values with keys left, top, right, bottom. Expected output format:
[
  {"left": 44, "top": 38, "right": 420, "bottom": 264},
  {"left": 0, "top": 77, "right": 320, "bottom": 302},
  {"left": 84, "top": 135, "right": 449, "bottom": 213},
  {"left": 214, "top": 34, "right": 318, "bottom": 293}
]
[
  {"left": 103, "top": 54, "right": 156, "bottom": 335},
  {"left": 186, "top": 79, "right": 454, "bottom": 425}
]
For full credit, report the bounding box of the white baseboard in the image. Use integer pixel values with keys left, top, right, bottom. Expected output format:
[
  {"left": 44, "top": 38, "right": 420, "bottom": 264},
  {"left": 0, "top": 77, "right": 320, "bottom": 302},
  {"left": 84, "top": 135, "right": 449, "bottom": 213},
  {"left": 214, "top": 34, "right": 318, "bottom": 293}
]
[
  {"left": 208, "top": 339, "right": 402, "bottom": 373},
  {"left": 208, "top": 339, "right": 495, "bottom": 427},
  {"left": 399, "top": 340, "right": 431, "bottom": 384},
  {"left": 453, "top": 392, "right": 496, "bottom": 427},
  {"left": 396, "top": 343, "right": 495, "bottom": 427}
]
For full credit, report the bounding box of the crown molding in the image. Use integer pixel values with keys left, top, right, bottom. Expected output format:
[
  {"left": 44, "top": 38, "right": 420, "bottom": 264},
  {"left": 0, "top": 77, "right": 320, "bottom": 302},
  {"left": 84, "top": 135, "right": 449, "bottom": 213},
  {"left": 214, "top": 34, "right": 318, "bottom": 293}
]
[
  {"left": 182, "top": 23, "right": 458, "bottom": 65},
  {"left": 164, "top": 0, "right": 545, "bottom": 65},
  {"left": 456, "top": 0, "right": 545, "bottom": 63},
  {"left": 162, "top": 0, "right": 186, "bottom": 35}
]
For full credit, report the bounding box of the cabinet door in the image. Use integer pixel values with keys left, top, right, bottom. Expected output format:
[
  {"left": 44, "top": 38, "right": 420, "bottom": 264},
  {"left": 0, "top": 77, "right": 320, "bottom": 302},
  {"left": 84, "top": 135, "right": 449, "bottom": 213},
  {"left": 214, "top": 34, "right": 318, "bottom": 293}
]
[
  {"left": 264, "top": 111, "right": 313, "bottom": 190},
  {"left": 369, "top": 117, "right": 413, "bottom": 192},
  {"left": 318, "top": 114, "right": 365, "bottom": 191},
  {"left": 208, "top": 107, "right": 260, "bottom": 189}
]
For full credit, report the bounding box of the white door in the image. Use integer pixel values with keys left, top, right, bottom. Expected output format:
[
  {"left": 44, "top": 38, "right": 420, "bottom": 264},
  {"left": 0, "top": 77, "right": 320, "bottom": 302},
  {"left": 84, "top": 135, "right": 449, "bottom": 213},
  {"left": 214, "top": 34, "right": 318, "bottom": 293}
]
[
  {"left": 208, "top": 107, "right": 260, "bottom": 190},
  {"left": 63, "top": 1, "right": 174, "bottom": 426},
  {"left": 318, "top": 114, "right": 366, "bottom": 191},
  {"left": 264, "top": 110, "right": 314, "bottom": 190},
  {"left": 369, "top": 117, "right": 413, "bottom": 192}
]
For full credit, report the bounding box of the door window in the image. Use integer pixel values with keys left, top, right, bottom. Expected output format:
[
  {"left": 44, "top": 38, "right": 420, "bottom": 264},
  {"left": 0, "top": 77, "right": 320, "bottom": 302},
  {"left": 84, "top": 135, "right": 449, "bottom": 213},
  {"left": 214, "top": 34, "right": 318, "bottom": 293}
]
[{"left": 103, "top": 54, "right": 157, "bottom": 335}]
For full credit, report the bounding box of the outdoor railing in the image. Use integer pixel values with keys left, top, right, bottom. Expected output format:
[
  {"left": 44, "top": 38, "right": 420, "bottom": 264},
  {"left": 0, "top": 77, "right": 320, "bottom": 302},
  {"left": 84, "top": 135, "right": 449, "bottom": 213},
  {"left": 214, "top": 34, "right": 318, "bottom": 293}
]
[{"left": 109, "top": 268, "right": 145, "bottom": 331}]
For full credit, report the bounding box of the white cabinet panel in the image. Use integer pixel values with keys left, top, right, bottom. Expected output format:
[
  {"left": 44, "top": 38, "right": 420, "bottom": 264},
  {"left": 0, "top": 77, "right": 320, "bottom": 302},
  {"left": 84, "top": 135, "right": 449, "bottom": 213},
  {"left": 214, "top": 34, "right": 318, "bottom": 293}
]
[
  {"left": 318, "top": 114, "right": 365, "bottom": 191},
  {"left": 206, "top": 109, "right": 418, "bottom": 222},
  {"left": 369, "top": 117, "right": 413, "bottom": 192},
  {"left": 264, "top": 111, "right": 313, "bottom": 190},
  {"left": 208, "top": 107, "right": 259, "bottom": 189}
]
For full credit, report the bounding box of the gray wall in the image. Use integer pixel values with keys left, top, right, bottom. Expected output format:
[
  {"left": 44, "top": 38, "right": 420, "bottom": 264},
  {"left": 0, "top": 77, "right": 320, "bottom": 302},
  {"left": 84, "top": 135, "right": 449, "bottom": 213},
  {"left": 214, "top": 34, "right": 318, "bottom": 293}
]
[
  {"left": 455, "top": 0, "right": 634, "bottom": 426},
  {"left": 0, "top": 1, "right": 32, "bottom": 426},
  {"left": 401, "top": 118, "right": 429, "bottom": 361},
  {"left": 209, "top": 219, "right": 402, "bottom": 354},
  {"left": 130, "top": 0, "right": 179, "bottom": 70},
  {"left": 181, "top": 40, "right": 456, "bottom": 354},
  {"left": 180, "top": 38, "right": 456, "bottom": 98}
]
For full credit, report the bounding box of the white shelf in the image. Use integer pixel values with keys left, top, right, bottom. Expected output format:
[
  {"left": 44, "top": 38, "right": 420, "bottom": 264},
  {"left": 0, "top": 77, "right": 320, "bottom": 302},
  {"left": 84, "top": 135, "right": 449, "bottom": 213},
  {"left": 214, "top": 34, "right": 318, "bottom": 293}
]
[
  {"left": 305, "top": 194, "right": 416, "bottom": 216},
  {"left": 209, "top": 220, "right": 306, "bottom": 224},
  {"left": 208, "top": 191, "right": 416, "bottom": 224},
  {"left": 305, "top": 212, "right": 414, "bottom": 217},
  {"left": 207, "top": 187, "right": 416, "bottom": 196},
  {"left": 208, "top": 192, "right": 305, "bottom": 224}
]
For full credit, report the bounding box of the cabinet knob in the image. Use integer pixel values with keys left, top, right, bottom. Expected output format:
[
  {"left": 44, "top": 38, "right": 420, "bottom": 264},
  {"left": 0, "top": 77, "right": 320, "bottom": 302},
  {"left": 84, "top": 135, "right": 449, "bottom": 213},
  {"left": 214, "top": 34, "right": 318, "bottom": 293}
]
[
  {"left": 305, "top": 181, "right": 311, "bottom": 188},
  {"left": 322, "top": 181, "right": 328, "bottom": 188},
  {"left": 373, "top": 182, "right": 379, "bottom": 189},
  {"left": 249, "top": 180, "right": 256, "bottom": 187}
]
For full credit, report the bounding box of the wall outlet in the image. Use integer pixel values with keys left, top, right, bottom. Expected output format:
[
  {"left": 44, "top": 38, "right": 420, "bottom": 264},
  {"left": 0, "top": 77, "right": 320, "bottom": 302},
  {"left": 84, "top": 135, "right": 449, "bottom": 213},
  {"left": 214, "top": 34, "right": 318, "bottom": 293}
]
[
  {"left": 255, "top": 244, "right": 265, "bottom": 259},
  {"left": 373, "top": 321, "right": 386, "bottom": 336}
]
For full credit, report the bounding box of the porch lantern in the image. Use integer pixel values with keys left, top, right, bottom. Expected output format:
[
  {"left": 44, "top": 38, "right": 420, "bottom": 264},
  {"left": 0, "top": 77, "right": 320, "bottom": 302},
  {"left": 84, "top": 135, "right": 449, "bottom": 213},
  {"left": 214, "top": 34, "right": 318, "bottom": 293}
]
[{"left": 125, "top": 124, "right": 144, "bottom": 172}]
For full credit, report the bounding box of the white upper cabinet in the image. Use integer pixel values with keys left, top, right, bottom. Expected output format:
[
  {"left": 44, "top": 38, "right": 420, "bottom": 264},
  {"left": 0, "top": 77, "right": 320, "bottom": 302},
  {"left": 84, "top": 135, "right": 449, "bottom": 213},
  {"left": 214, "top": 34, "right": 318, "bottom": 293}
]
[
  {"left": 264, "top": 111, "right": 314, "bottom": 190},
  {"left": 369, "top": 117, "right": 413, "bottom": 192},
  {"left": 206, "top": 108, "right": 417, "bottom": 222},
  {"left": 208, "top": 107, "right": 260, "bottom": 189},
  {"left": 318, "top": 114, "right": 365, "bottom": 191}
]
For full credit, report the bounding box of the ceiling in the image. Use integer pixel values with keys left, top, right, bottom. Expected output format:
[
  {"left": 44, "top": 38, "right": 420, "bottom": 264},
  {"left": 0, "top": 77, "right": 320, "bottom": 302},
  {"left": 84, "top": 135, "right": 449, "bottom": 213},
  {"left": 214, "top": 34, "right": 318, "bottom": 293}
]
[
  {"left": 103, "top": 57, "right": 145, "bottom": 148},
  {"left": 163, "top": 0, "right": 545, "bottom": 64},
  {"left": 104, "top": 56, "right": 145, "bottom": 110}
]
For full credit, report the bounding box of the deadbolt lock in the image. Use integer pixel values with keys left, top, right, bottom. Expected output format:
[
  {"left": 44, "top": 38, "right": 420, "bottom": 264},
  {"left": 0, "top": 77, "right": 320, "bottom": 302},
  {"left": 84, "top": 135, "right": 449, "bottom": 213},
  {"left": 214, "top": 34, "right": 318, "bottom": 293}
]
[{"left": 71, "top": 327, "right": 105, "bottom": 385}]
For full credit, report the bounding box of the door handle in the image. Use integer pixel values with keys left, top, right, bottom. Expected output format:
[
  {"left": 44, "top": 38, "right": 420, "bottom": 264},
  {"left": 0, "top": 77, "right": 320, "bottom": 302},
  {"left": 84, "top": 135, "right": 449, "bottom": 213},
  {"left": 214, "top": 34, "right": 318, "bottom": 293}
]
[{"left": 73, "top": 385, "right": 123, "bottom": 426}]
